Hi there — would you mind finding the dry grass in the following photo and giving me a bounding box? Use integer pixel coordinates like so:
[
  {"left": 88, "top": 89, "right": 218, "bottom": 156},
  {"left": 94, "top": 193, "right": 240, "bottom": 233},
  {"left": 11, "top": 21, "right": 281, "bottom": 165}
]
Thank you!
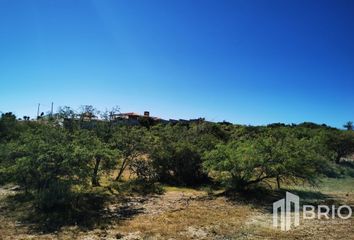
[
  {"left": 0, "top": 179, "right": 353, "bottom": 239},
  {"left": 114, "top": 195, "right": 253, "bottom": 239}
]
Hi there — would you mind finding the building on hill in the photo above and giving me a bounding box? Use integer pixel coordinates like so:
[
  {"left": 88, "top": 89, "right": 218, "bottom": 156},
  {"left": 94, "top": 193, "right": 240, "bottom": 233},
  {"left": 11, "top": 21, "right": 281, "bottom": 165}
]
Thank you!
[
  {"left": 115, "top": 112, "right": 141, "bottom": 120},
  {"left": 59, "top": 110, "right": 208, "bottom": 127},
  {"left": 81, "top": 112, "right": 98, "bottom": 121},
  {"left": 109, "top": 111, "right": 162, "bottom": 125},
  {"left": 112, "top": 111, "right": 159, "bottom": 121}
]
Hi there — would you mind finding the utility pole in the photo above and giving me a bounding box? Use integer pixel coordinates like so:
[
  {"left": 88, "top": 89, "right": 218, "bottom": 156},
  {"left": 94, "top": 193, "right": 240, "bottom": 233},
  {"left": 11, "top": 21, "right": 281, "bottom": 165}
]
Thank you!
[
  {"left": 37, "top": 103, "right": 40, "bottom": 119},
  {"left": 51, "top": 102, "right": 54, "bottom": 117}
]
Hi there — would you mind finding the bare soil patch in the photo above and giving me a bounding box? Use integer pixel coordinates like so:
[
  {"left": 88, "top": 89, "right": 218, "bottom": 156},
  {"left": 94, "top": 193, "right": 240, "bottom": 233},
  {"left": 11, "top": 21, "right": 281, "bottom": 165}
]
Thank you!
[{"left": 0, "top": 186, "right": 353, "bottom": 239}]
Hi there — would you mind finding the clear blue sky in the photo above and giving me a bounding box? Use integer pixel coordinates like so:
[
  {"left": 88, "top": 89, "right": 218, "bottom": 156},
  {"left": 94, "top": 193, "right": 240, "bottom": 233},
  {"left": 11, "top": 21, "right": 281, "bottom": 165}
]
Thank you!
[{"left": 0, "top": 0, "right": 353, "bottom": 128}]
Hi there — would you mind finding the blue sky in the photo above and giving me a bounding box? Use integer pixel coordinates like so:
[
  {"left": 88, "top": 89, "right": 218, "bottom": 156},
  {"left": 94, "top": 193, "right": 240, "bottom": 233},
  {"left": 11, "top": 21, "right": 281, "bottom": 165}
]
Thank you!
[{"left": 0, "top": 0, "right": 353, "bottom": 128}]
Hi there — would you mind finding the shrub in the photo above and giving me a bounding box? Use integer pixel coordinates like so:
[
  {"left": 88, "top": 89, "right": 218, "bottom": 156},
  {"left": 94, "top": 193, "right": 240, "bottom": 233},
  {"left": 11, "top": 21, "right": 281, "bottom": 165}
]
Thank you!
[
  {"left": 5, "top": 125, "right": 91, "bottom": 210},
  {"left": 203, "top": 128, "right": 330, "bottom": 190}
]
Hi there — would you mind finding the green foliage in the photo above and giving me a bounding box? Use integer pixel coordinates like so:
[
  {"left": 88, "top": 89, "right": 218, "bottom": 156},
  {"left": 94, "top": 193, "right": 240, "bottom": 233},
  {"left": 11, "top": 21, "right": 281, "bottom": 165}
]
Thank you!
[
  {"left": 73, "top": 130, "right": 120, "bottom": 186},
  {"left": 151, "top": 140, "right": 205, "bottom": 185},
  {"left": 325, "top": 130, "right": 354, "bottom": 163},
  {"left": 148, "top": 123, "right": 224, "bottom": 185},
  {"left": 111, "top": 126, "right": 148, "bottom": 181},
  {"left": 203, "top": 128, "right": 330, "bottom": 190},
  {"left": 0, "top": 107, "right": 354, "bottom": 224},
  {"left": 57, "top": 106, "right": 76, "bottom": 119},
  {"left": 0, "top": 112, "right": 20, "bottom": 141},
  {"left": 3, "top": 126, "right": 90, "bottom": 209},
  {"left": 130, "top": 159, "right": 157, "bottom": 183},
  {"left": 343, "top": 121, "right": 353, "bottom": 131}
]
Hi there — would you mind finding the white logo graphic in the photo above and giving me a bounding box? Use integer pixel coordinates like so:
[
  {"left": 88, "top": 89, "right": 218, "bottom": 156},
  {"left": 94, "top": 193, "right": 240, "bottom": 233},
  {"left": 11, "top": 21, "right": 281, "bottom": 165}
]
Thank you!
[
  {"left": 273, "top": 192, "right": 300, "bottom": 231},
  {"left": 273, "top": 192, "right": 352, "bottom": 231}
]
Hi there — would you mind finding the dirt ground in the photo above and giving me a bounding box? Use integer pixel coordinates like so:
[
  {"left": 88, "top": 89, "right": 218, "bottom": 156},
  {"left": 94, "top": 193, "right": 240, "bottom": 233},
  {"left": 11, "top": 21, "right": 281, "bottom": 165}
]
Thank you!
[{"left": 0, "top": 184, "right": 353, "bottom": 240}]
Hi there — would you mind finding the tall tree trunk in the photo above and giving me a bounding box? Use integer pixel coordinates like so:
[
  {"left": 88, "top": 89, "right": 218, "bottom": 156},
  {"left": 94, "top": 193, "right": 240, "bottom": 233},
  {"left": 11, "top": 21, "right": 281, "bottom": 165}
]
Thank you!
[
  {"left": 92, "top": 157, "right": 101, "bottom": 186},
  {"left": 335, "top": 155, "right": 341, "bottom": 164},
  {"left": 276, "top": 176, "right": 281, "bottom": 189},
  {"left": 115, "top": 158, "right": 128, "bottom": 181}
]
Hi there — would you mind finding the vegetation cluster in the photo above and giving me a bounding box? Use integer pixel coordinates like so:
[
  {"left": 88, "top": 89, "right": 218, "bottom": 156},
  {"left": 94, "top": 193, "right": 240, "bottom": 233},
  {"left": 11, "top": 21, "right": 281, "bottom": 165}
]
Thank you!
[{"left": 0, "top": 106, "right": 353, "bottom": 229}]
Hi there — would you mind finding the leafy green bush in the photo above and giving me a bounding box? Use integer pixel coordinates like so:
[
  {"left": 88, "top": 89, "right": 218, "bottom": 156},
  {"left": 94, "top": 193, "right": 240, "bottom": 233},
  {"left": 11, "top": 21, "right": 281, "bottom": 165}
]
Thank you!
[
  {"left": 3, "top": 125, "right": 91, "bottom": 210},
  {"left": 203, "top": 128, "right": 331, "bottom": 190}
]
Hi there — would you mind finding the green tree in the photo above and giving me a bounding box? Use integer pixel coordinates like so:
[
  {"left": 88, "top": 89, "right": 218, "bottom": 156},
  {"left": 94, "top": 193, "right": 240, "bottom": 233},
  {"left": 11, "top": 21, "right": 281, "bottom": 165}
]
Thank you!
[
  {"left": 344, "top": 121, "right": 353, "bottom": 131},
  {"left": 100, "top": 105, "right": 120, "bottom": 121},
  {"left": 79, "top": 105, "right": 99, "bottom": 121},
  {"left": 5, "top": 126, "right": 90, "bottom": 210},
  {"left": 326, "top": 130, "right": 354, "bottom": 163},
  {"left": 57, "top": 106, "right": 76, "bottom": 119},
  {"left": 73, "top": 130, "right": 120, "bottom": 186},
  {"left": 203, "top": 129, "right": 329, "bottom": 190},
  {"left": 111, "top": 126, "right": 147, "bottom": 181},
  {"left": 0, "top": 112, "right": 19, "bottom": 142},
  {"left": 151, "top": 140, "right": 205, "bottom": 185},
  {"left": 148, "top": 123, "right": 218, "bottom": 185}
]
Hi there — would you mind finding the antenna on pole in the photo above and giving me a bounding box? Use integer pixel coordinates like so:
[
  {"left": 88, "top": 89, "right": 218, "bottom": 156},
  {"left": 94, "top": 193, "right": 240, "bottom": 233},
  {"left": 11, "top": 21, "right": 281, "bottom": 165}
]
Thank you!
[{"left": 37, "top": 103, "right": 40, "bottom": 119}]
